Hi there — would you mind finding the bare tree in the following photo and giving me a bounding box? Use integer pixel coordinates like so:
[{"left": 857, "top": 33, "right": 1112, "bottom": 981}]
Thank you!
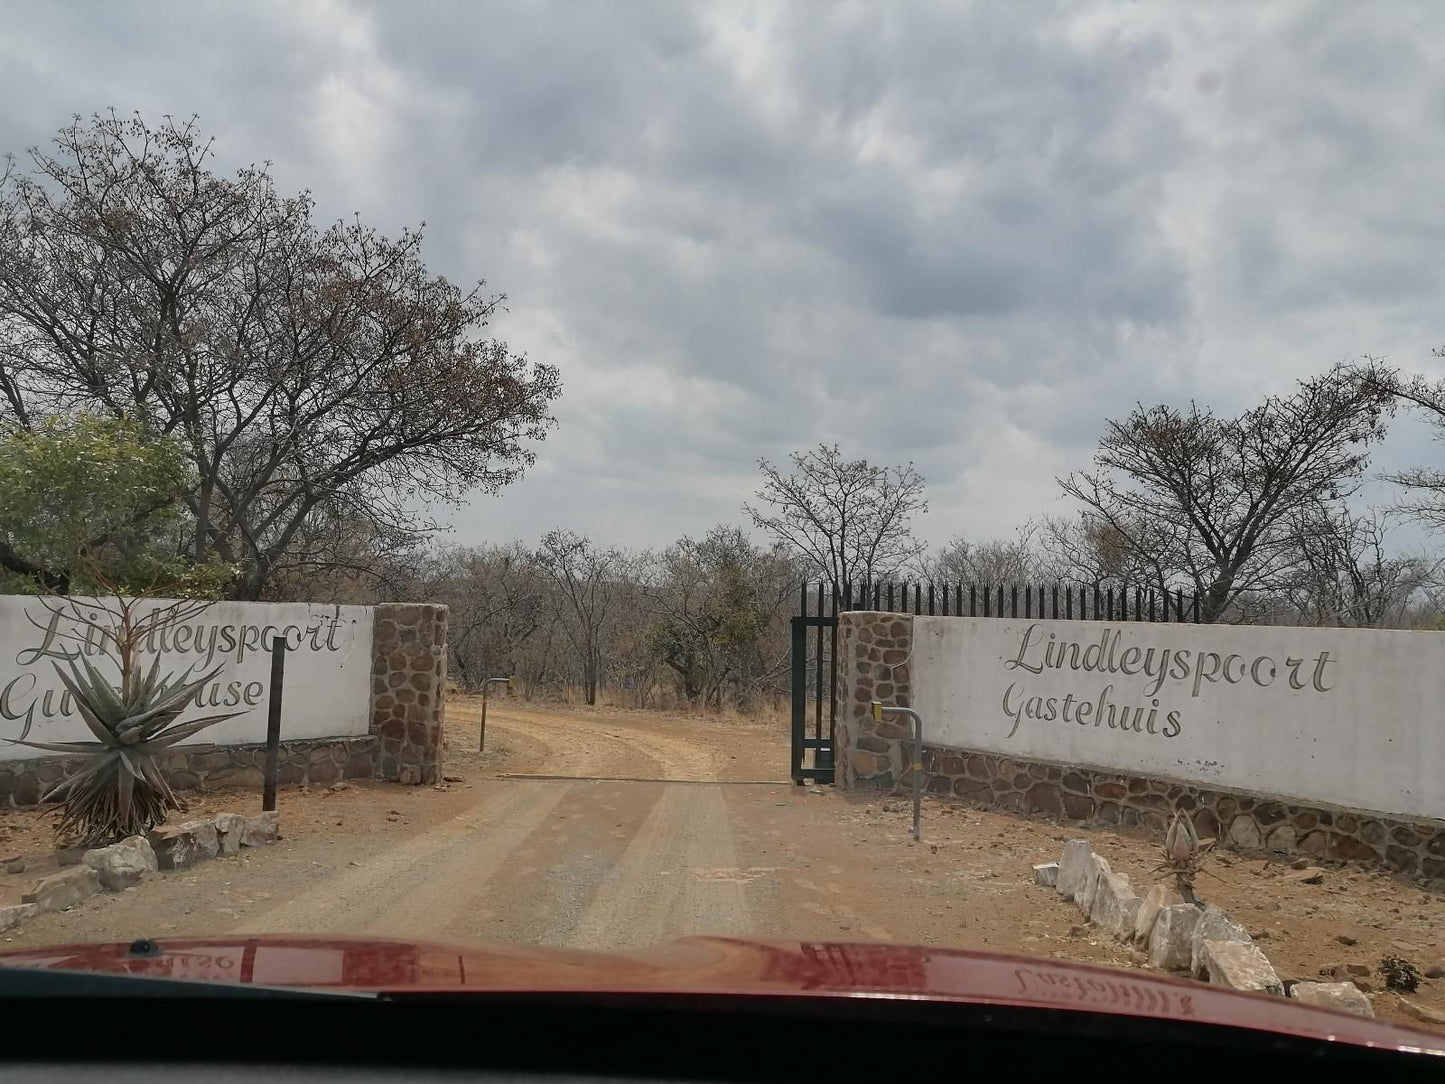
[
  {"left": 923, "top": 523, "right": 1054, "bottom": 586},
  {"left": 745, "top": 443, "right": 926, "bottom": 588},
  {"left": 1360, "top": 354, "right": 1445, "bottom": 536},
  {"left": 391, "top": 543, "right": 548, "bottom": 690},
  {"left": 0, "top": 112, "right": 561, "bottom": 599},
  {"left": 1039, "top": 510, "right": 1183, "bottom": 594},
  {"left": 1059, "top": 365, "right": 1391, "bottom": 622},
  {"left": 535, "top": 530, "right": 619, "bottom": 706},
  {"left": 602, "top": 553, "right": 665, "bottom": 708},
  {"left": 646, "top": 526, "right": 796, "bottom": 708},
  {"left": 354, "top": 529, "right": 796, "bottom": 713},
  {"left": 1281, "top": 505, "right": 1434, "bottom": 627}
]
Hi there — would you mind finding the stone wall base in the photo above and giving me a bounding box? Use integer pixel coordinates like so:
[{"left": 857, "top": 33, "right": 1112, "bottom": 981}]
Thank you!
[
  {"left": 874, "top": 744, "right": 1445, "bottom": 888},
  {"left": 0, "top": 735, "right": 384, "bottom": 808}
]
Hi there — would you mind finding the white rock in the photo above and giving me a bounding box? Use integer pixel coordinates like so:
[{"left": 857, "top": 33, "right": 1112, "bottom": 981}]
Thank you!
[
  {"left": 1056, "top": 839, "right": 1092, "bottom": 899},
  {"left": 178, "top": 819, "right": 221, "bottom": 860},
  {"left": 241, "top": 810, "right": 279, "bottom": 846},
  {"left": 1199, "top": 939, "right": 1283, "bottom": 996},
  {"left": 148, "top": 821, "right": 217, "bottom": 869},
  {"left": 0, "top": 903, "right": 38, "bottom": 932},
  {"left": 1076, "top": 853, "right": 1112, "bottom": 915},
  {"left": 82, "top": 836, "right": 157, "bottom": 890},
  {"left": 214, "top": 813, "right": 246, "bottom": 856},
  {"left": 22, "top": 866, "right": 100, "bottom": 912},
  {"left": 1032, "top": 862, "right": 1059, "bottom": 887},
  {"left": 1190, "top": 903, "right": 1252, "bottom": 977},
  {"left": 1290, "top": 981, "right": 1374, "bottom": 1018},
  {"left": 1133, "top": 882, "right": 1184, "bottom": 946},
  {"left": 1090, "top": 870, "right": 1141, "bottom": 939},
  {"left": 1148, "top": 903, "right": 1201, "bottom": 970},
  {"left": 126, "top": 834, "right": 159, "bottom": 871}
]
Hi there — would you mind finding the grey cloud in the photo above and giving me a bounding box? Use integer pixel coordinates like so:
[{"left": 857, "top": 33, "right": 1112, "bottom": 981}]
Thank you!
[{"left": 2, "top": 0, "right": 1443, "bottom": 552}]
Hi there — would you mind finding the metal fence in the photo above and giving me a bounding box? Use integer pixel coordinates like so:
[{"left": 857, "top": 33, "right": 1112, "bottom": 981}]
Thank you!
[{"left": 810, "top": 580, "right": 1203, "bottom": 622}]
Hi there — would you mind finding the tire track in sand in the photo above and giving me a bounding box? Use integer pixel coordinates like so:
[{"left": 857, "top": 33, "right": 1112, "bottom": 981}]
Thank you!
[
  {"left": 487, "top": 708, "right": 720, "bottom": 781},
  {"left": 567, "top": 784, "right": 748, "bottom": 950},
  {"left": 239, "top": 711, "right": 733, "bottom": 942},
  {"left": 238, "top": 779, "right": 571, "bottom": 937}
]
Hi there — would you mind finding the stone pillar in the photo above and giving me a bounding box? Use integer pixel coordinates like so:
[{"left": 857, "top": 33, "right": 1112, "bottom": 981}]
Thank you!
[
  {"left": 369, "top": 604, "right": 448, "bottom": 785},
  {"left": 836, "top": 611, "right": 914, "bottom": 790}
]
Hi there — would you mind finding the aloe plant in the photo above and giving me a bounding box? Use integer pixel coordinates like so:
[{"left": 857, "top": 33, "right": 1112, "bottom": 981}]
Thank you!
[
  {"left": 1162, "top": 809, "right": 1215, "bottom": 906},
  {"left": 9, "top": 592, "right": 244, "bottom": 846}
]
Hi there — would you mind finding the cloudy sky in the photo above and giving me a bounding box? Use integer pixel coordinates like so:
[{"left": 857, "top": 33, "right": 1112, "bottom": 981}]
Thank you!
[{"left": 2, "top": 1, "right": 1443, "bottom": 553}]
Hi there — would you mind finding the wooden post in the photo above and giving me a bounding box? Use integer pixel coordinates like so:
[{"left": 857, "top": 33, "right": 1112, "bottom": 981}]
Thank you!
[{"left": 262, "top": 639, "right": 285, "bottom": 812}]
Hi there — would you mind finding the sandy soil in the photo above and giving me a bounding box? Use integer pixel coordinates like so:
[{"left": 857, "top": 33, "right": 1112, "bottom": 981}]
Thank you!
[{"left": 2, "top": 695, "right": 1441, "bottom": 1032}]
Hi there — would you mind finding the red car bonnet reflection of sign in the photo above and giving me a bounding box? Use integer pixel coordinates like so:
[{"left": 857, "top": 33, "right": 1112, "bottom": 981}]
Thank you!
[
  {"left": 788, "top": 946, "right": 1198, "bottom": 1018},
  {"left": 0, "top": 947, "right": 245, "bottom": 981},
  {"left": 251, "top": 946, "right": 344, "bottom": 987},
  {"left": 0, "top": 944, "right": 343, "bottom": 986},
  {"left": 159, "top": 948, "right": 244, "bottom": 982},
  {"left": 1005, "top": 962, "right": 1195, "bottom": 1017}
]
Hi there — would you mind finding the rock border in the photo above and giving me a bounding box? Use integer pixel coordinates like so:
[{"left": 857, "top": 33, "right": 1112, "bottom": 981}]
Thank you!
[
  {"left": 1035, "top": 838, "right": 1375, "bottom": 1017},
  {"left": 0, "top": 811, "right": 279, "bottom": 937}
]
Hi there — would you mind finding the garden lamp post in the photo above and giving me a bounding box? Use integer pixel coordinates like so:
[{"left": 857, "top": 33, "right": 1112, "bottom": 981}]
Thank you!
[
  {"left": 871, "top": 701, "right": 925, "bottom": 841},
  {"left": 479, "top": 676, "right": 514, "bottom": 752}
]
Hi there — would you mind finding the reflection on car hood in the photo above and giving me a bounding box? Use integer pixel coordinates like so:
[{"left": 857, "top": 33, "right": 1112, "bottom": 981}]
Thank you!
[{"left": 0, "top": 934, "right": 1438, "bottom": 1054}]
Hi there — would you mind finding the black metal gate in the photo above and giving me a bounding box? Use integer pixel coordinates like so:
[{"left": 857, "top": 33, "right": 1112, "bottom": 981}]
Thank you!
[{"left": 789, "top": 582, "right": 837, "bottom": 785}]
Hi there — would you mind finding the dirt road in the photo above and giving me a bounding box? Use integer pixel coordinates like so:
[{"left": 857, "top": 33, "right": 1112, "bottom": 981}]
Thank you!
[
  {"left": 3, "top": 697, "right": 1443, "bottom": 1030},
  {"left": 2, "top": 700, "right": 808, "bottom": 952},
  {"left": 238, "top": 701, "right": 818, "bottom": 947}
]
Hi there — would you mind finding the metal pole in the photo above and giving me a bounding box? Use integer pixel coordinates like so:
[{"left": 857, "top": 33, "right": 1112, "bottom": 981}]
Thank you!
[
  {"left": 478, "top": 676, "right": 512, "bottom": 752},
  {"left": 479, "top": 684, "right": 488, "bottom": 753},
  {"left": 910, "top": 709, "right": 922, "bottom": 842},
  {"left": 790, "top": 617, "right": 807, "bottom": 784},
  {"left": 870, "top": 701, "right": 925, "bottom": 841},
  {"left": 262, "top": 639, "right": 285, "bottom": 812}
]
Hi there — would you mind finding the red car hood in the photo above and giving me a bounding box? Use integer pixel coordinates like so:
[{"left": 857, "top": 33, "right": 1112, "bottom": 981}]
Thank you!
[{"left": 0, "top": 934, "right": 1438, "bottom": 1056}]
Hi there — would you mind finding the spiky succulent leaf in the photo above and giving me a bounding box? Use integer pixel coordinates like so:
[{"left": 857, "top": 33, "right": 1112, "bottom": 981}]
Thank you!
[
  {"left": 113, "top": 669, "right": 217, "bottom": 736},
  {"left": 127, "top": 664, "right": 227, "bottom": 739},
  {"left": 114, "top": 701, "right": 179, "bottom": 739},
  {"left": 115, "top": 756, "right": 136, "bottom": 823},
  {"left": 136, "top": 755, "right": 176, "bottom": 805},
  {"left": 146, "top": 712, "right": 246, "bottom": 749},
  {"left": 41, "top": 777, "right": 74, "bottom": 803},
  {"left": 1164, "top": 809, "right": 1200, "bottom": 866},
  {"left": 129, "top": 653, "right": 165, "bottom": 710},
  {"left": 4, "top": 738, "right": 108, "bottom": 755},
  {"left": 133, "top": 673, "right": 205, "bottom": 719},
  {"left": 50, "top": 663, "right": 123, "bottom": 745},
  {"left": 75, "top": 653, "right": 126, "bottom": 723}
]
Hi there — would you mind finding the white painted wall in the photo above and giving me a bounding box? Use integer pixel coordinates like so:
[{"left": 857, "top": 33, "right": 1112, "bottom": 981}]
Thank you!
[
  {"left": 0, "top": 596, "right": 374, "bottom": 756},
  {"left": 910, "top": 616, "right": 1445, "bottom": 821}
]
